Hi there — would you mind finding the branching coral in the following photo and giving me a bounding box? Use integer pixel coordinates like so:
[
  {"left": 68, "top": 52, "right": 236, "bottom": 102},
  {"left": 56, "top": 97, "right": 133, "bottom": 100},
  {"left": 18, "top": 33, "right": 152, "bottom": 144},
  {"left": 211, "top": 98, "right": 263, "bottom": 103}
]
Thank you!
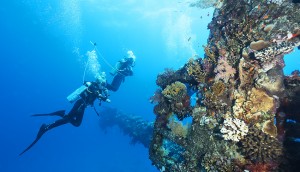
[
  {"left": 214, "top": 56, "right": 236, "bottom": 83},
  {"left": 254, "top": 41, "right": 300, "bottom": 72},
  {"left": 186, "top": 58, "right": 206, "bottom": 83},
  {"left": 239, "top": 126, "right": 283, "bottom": 164},
  {"left": 220, "top": 116, "right": 249, "bottom": 142}
]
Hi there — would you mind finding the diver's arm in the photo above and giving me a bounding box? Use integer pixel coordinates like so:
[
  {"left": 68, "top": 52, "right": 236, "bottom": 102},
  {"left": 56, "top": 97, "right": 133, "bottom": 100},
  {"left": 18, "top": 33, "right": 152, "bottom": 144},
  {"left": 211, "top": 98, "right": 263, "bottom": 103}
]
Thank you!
[{"left": 96, "top": 86, "right": 110, "bottom": 102}]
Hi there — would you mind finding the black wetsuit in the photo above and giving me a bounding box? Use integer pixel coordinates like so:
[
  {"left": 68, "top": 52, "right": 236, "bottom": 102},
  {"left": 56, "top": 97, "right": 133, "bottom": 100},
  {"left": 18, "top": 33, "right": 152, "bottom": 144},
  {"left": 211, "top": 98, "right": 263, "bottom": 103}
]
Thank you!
[
  {"left": 107, "top": 60, "right": 133, "bottom": 92},
  {"left": 20, "top": 82, "right": 108, "bottom": 156}
]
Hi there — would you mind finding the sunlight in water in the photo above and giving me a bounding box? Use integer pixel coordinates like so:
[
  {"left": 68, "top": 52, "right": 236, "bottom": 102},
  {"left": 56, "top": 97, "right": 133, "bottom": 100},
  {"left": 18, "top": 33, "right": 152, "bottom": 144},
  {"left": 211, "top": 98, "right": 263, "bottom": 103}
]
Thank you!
[{"left": 86, "top": 50, "right": 101, "bottom": 78}]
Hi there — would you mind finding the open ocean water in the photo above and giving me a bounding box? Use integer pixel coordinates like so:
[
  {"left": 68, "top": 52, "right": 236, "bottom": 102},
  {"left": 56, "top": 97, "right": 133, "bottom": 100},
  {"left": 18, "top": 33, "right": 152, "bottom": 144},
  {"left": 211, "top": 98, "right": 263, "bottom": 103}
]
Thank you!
[{"left": 0, "top": 1, "right": 299, "bottom": 172}]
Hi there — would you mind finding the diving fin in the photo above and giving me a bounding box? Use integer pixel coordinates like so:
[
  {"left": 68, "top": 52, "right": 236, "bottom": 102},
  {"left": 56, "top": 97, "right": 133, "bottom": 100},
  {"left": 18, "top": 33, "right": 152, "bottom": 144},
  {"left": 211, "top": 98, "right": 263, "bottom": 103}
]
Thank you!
[
  {"left": 31, "top": 110, "right": 65, "bottom": 117},
  {"left": 19, "top": 124, "right": 48, "bottom": 156}
]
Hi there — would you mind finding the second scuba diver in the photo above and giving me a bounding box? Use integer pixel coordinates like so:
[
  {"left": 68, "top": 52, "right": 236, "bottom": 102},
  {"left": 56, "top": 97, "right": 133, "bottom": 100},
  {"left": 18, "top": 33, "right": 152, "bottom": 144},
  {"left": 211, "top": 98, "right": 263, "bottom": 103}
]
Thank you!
[{"left": 106, "top": 50, "right": 136, "bottom": 92}]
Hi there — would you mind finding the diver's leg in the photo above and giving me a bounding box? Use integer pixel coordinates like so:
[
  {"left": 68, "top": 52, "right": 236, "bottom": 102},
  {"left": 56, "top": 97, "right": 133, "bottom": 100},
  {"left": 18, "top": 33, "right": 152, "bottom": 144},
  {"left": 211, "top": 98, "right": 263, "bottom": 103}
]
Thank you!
[
  {"left": 19, "top": 118, "right": 69, "bottom": 156},
  {"left": 107, "top": 74, "right": 124, "bottom": 92},
  {"left": 31, "top": 110, "right": 66, "bottom": 118},
  {"left": 20, "top": 100, "right": 86, "bottom": 155},
  {"left": 67, "top": 99, "right": 86, "bottom": 127}
]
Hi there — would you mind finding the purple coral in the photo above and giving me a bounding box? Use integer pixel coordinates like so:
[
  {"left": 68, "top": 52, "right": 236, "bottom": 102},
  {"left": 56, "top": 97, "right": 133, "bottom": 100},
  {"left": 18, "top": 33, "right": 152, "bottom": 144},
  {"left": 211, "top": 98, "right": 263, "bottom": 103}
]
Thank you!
[{"left": 214, "top": 56, "right": 236, "bottom": 83}]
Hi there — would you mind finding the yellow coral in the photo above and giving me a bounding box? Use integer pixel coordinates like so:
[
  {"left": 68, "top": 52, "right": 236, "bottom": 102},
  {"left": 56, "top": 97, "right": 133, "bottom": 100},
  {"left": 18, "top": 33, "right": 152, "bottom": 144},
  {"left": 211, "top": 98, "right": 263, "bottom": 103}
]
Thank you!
[
  {"left": 186, "top": 58, "right": 206, "bottom": 83},
  {"left": 203, "top": 45, "right": 216, "bottom": 63},
  {"left": 162, "top": 81, "right": 187, "bottom": 101}
]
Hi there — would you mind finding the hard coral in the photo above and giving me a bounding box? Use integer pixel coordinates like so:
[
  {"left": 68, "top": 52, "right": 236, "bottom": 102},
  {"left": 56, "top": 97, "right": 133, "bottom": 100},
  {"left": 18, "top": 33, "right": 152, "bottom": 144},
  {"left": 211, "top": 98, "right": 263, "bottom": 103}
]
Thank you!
[
  {"left": 162, "top": 81, "right": 192, "bottom": 120},
  {"left": 186, "top": 58, "right": 206, "bottom": 83},
  {"left": 255, "top": 67, "right": 285, "bottom": 95},
  {"left": 248, "top": 88, "right": 275, "bottom": 114},
  {"left": 262, "top": 119, "right": 277, "bottom": 137},
  {"left": 250, "top": 40, "right": 269, "bottom": 51},
  {"left": 233, "top": 88, "right": 275, "bottom": 124},
  {"left": 239, "top": 126, "right": 283, "bottom": 163},
  {"left": 162, "top": 81, "right": 187, "bottom": 102},
  {"left": 220, "top": 117, "right": 249, "bottom": 142}
]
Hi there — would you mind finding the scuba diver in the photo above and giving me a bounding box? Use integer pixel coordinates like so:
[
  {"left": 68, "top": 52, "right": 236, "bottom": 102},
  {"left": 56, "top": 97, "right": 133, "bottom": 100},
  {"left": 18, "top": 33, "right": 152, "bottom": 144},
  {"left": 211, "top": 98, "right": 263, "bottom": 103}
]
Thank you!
[
  {"left": 19, "top": 74, "right": 110, "bottom": 156},
  {"left": 106, "top": 50, "right": 136, "bottom": 92}
]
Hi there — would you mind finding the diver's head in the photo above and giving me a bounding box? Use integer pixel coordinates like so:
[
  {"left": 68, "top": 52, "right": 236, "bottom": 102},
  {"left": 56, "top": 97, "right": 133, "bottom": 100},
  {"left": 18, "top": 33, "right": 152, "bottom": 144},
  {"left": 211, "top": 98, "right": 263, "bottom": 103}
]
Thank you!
[{"left": 125, "top": 50, "right": 136, "bottom": 65}]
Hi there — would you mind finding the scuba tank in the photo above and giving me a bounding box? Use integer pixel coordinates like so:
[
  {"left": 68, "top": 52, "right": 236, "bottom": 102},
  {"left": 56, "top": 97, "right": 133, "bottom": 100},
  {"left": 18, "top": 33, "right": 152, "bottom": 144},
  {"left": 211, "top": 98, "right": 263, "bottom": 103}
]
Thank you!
[{"left": 67, "top": 82, "right": 92, "bottom": 103}]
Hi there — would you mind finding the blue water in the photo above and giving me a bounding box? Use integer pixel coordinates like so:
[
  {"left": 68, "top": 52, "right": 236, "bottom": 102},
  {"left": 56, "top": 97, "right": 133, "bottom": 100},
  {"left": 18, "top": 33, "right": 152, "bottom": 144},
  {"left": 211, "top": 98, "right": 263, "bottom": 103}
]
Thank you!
[{"left": 0, "top": 1, "right": 298, "bottom": 172}]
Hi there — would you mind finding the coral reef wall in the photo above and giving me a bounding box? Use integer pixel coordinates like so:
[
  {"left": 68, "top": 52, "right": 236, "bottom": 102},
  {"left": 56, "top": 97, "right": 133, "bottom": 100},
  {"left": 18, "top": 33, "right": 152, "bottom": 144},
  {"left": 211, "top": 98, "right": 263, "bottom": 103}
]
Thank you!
[
  {"left": 97, "top": 1, "right": 300, "bottom": 171},
  {"left": 149, "top": 0, "right": 300, "bottom": 171}
]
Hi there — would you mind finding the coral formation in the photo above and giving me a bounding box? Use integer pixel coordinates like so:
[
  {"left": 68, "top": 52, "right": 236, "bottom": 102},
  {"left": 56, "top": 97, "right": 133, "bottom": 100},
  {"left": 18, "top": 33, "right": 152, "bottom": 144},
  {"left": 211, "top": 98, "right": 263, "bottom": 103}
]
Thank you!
[
  {"left": 147, "top": 1, "right": 300, "bottom": 171},
  {"left": 162, "top": 81, "right": 187, "bottom": 102},
  {"left": 214, "top": 56, "right": 236, "bottom": 83},
  {"left": 239, "top": 126, "right": 283, "bottom": 163},
  {"left": 250, "top": 40, "right": 269, "bottom": 51},
  {"left": 220, "top": 117, "right": 248, "bottom": 142},
  {"left": 186, "top": 58, "right": 206, "bottom": 83},
  {"left": 98, "top": 1, "right": 300, "bottom": 171},
  {"left": 233, "top": 88, "right": 275, "bottom": 124},
  {"left": 168, "top": 117, "right": 189, "bottom": 138},
  {"left": 262, "top": 119, "right": 277, "bottom": 137}
]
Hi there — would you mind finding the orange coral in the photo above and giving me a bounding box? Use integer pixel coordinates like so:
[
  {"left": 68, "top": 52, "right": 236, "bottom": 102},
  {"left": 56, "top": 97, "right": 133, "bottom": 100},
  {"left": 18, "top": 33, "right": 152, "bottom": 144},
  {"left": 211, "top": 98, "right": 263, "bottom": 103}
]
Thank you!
[{"left": 245, "top": 162, "right": 278, "bottom": 172}]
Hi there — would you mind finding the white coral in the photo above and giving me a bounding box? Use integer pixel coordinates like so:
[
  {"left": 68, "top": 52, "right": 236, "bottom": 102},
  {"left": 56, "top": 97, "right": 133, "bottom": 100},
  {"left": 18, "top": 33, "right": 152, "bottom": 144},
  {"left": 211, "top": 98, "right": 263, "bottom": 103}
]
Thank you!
[
  {"left": 220, "top": 117, "right": 248, "bottom": 142},
  {"left": 267, "top": 0, "right": 284, "bottom": 5}
]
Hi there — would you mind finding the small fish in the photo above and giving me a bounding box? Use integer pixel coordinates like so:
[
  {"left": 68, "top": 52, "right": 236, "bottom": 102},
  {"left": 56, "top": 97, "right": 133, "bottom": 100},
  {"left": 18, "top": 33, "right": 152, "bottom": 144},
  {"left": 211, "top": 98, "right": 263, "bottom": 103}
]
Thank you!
[
  {"left": 188, "top": 37, "right": 191, "bottom": 42},
  {"left": 262, "top": 15, "right": 269, "bottom": 19}
]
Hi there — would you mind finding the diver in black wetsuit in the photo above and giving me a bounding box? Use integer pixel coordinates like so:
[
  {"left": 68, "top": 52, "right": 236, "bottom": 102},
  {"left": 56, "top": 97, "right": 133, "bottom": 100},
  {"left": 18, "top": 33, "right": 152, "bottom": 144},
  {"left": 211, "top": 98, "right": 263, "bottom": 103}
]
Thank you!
[
  {"left": 106, "top": 51, "right": 135, "bottom": 92},
  {"left": 19, "top": 76, "right": 110, "bottom": 156}
]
